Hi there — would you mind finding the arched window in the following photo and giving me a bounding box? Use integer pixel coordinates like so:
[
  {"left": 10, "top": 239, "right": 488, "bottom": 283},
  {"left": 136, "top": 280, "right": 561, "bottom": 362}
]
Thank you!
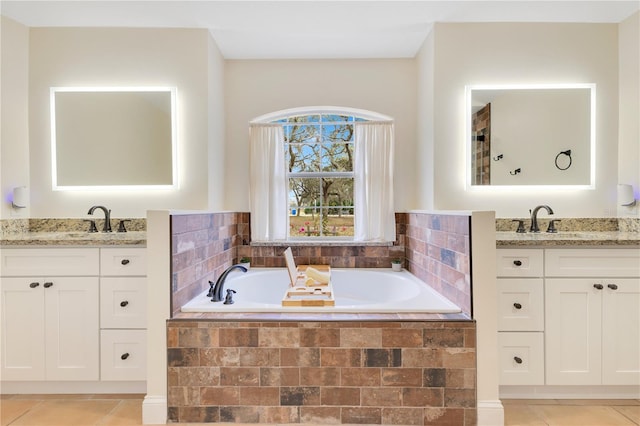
[{"left": 250, "top": 107, "right": 395, "bottom": 242}]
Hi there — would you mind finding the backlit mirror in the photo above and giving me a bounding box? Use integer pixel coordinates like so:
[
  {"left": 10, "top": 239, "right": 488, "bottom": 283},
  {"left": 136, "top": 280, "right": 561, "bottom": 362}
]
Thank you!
[
  {"left": 51, "top": 87, "right": 177, "bottom": 190},
  {"left": 466, "top": 84, "right": 595, "bottom": 189}
]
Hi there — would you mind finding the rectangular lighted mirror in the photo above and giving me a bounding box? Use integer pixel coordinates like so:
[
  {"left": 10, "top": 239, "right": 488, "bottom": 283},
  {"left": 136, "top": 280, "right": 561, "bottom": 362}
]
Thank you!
[
  {"left": 51, "top": 87, "right": 177, "bottom": 190},
  {"left": 466, "top": 84, "right": 595, "bottom": 189}
]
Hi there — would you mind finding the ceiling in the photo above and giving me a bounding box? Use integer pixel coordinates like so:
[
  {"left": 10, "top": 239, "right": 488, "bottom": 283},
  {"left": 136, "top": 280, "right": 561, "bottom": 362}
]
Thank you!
[{"left": 2, "top": 1, "right": 638, "bottom": 59}]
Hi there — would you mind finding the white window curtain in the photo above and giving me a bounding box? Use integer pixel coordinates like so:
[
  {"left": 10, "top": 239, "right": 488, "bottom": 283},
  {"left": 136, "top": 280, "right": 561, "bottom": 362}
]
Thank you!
[
  {"left": 354, "top": 122, "right": 396, "bottom": 242},
  {"left": 249, "top": 124, "right": 287, "bottom": 241}
]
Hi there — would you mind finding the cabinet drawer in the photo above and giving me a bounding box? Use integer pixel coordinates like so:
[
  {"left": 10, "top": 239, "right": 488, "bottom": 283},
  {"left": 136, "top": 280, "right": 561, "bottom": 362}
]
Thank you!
[
  {"left": 100, "top": 330, "right": 146, "bottom": 381},
  {"left": 498, "top": 332, "right": 544, "bottom": 385},
  {"left": 1, "top": 248, "right": 99, "bottom": 276},
  {"left": 497, "top": 249, "right": 544, "bottom": 277},
  {"left": 497, "top": 279, "right": 544, "bottom": 331},
  {"left": 545, "top": 248, "right": 640, "bottom": 277},
  {"left": 100, "top": 248, "right": 146, "bottom": 276},
  {"left": 100, "top": 277, "right": 147, "bottom": 329}
]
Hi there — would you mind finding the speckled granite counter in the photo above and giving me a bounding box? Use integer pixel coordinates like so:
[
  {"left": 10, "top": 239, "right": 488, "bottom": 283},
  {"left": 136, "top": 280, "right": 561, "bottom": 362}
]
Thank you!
[
  {"left": 496, "top": 231, "right": 640, "bottom": 247},
  {"left": 495, "top": 217, "right": 640, "bottom": 246},
  {"left": 0, "top": 231, "right": 146, "bottom": 247}
]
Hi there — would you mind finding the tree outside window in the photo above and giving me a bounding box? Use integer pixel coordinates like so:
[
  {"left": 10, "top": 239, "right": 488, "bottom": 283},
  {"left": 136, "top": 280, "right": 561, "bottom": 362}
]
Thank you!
[{"left": 277, "top": 114, "right": 366, "bottom": 238}]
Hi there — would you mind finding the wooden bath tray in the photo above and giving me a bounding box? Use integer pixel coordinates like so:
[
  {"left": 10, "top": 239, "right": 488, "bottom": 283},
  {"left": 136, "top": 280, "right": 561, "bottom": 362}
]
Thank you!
[{"left": 282, "top": 265, "right": 334, "bottom": 306}]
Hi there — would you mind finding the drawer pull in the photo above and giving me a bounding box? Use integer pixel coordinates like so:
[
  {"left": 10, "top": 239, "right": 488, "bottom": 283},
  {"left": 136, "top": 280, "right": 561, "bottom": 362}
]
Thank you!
[
  {"left": 513, "top": 302, "right": 522, "bottom": 310},
  {"left": 121, "top": 259, "right": 130, "bottom": 265},
  {"left": 120, "top": 300, "right": 129, "bottom": 307},
  {"left": 29, "top": 282, "right": 40, "bottom": 288},
  {"left": 43, "top": 282, "right": 53, "bottom": 288},
  {"left": 607, "top": 284, "right": 618, "bottom": 290},
  {"left": 514, "top": 356, "right": 523, "bottom": 364},
  {"left": 121, "top": 353, "right": 130, "bottom": 360},
  {"left": 593, "top": 284, "right": 604, "bottom": 290},
  {"left": 513, "top": 260, "right": 522, "bottom": 266}
]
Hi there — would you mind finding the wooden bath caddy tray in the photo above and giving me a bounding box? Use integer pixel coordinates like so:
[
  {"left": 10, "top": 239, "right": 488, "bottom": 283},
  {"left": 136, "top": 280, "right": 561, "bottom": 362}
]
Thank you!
[{"left": 281, "top": 265, "right": 335, "bottom": 307}]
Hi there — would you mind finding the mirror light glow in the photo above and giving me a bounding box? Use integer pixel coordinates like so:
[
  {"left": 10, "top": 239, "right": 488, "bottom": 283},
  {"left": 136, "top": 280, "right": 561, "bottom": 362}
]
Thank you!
[
  {"left": 50, "top": 86, "right": 178, "bottom": 191},
  {"left": 465, "top": 83, "right": 596, "bottom": 191}
]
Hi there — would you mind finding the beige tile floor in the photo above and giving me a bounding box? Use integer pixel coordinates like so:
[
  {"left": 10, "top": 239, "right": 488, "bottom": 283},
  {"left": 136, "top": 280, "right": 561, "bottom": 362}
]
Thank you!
[{"left": 1, "top": 394, "right": 639, "bottom": 425}]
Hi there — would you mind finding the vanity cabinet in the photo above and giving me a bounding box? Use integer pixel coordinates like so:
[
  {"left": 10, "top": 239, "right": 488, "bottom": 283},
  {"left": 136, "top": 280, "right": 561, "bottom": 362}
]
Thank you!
[
  {"left": 0, "top": 249, "right": 100, "bottom": 381},
  {"left": 1, "top": 246, "right": 147, "bottom": 389},
  {"left": 545, "top": 249, "right": 640, "bottom": 386},
  {"left": 99, "top": 248, "right": 147, "bottom": 381},
  {"left": 496, "top": 249, "right": 545, "bottom": 385},
  {"left": 497, "top": 247, "right": 640, "bottom": 393}
]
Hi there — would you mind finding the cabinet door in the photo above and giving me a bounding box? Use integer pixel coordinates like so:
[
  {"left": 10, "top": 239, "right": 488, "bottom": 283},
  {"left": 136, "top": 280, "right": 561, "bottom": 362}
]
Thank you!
[
  {"left": 0, "top": 278, "right": 46, "bottom": 380},
  {"left": 602, "top": 278, "right": 640, "bottom": 385},
  {"left": 44, "top": 277, "right": 100, "bottom": 381},
  {"left": 545, "top": 278, "right": 602, "bottom": 385}
]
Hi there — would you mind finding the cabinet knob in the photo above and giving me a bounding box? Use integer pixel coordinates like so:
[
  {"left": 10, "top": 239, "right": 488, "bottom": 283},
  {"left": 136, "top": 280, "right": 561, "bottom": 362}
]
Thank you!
[
  {"left": 43, "top": 282, "right": 53, "bottom": 288},
  {"left": 121, "top": 353, "right": 130, "bottom": 360},
  {"left": 514, "top": 356, "right": 523, "bottom": 364},
  {"left": 593, "top": 284, "right": 604, "bottom": 290},
  {"left": 120, "top": 300, "right": 129, "bottom": 307},
  {"left": 607, "top": 284, "right": 618, "bottom": 290},
  {"left": 29, "top": 282, "right": 40, "bottom": 288},
  {"left": 513, "top": 260, "right": 522, "bottom": 266},
  {"left": 513, "top": 302, "right": 522, "bottom": 310},
  {"left": 121, "top": 259, "right": 130, "bottom": 265}
]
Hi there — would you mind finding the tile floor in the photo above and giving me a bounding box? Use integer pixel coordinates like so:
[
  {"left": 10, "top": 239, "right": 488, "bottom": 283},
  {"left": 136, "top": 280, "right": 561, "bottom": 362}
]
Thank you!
[{"left": 0, "top": 394, "right": 639, "bottom": 425}]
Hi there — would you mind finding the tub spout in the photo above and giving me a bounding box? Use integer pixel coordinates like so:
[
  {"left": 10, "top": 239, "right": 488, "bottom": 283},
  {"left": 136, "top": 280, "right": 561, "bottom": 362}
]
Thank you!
[{"left": 211, "top": 264, "right": 247, "bottom": 302}]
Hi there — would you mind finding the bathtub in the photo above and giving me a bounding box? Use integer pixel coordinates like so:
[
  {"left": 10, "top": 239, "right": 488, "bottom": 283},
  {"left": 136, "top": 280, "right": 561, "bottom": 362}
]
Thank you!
[{"left": 181, "top": 267, "right": 461, "bottom": 313}]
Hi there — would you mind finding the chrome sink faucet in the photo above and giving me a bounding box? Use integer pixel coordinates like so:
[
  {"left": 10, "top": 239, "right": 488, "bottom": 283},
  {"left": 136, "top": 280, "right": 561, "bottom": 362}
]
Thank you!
[
  {"left": 529, "top": 205, "right": 554, "bottom": 233},
  {"left": 87, "top": 205, "right": 112, "bottom": 232}
]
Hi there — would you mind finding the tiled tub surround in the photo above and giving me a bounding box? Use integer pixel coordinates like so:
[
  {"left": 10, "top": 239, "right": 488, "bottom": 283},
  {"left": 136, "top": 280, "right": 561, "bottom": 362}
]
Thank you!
[
  {"left": 169, "top": 212, "right": 473, "bottom": 317},
  {"left": 168, "top": 210, "right": 478, "bottom": 425},
  {"left": 167, "top": 320, "right": 477, "bottom": 425}
]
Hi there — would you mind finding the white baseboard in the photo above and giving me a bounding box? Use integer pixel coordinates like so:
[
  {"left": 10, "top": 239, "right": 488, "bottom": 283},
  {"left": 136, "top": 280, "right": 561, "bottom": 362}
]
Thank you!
[
  {"left": 142, "top": 395, "right": 167, "bottom": 425},
  {"left": 477, "top": 399, "right": 505, "bottom": 426},
  {"left": 0, "top": 381, "right": 145, "bottom": 394},
  {"left": 500, "top": 385, "right": 640, "bottom": 399}
]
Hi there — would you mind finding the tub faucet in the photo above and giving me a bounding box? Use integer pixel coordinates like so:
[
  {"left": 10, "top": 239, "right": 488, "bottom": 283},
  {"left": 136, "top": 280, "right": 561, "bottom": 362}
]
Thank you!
[
  {"left": 529, "top": 205, "right": 554, "bottom": 233},
  {"left": 87, "top": 205, "right": 112, "bottom": 232},
  {"left": 210, "top": 264, "right": 247, "bottom": 302}
]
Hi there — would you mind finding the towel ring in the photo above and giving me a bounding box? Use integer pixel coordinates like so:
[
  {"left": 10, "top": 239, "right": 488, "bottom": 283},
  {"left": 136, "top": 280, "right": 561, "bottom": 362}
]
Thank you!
[{"left": 555, "top": 150, "right": 572, "bottom": 170}]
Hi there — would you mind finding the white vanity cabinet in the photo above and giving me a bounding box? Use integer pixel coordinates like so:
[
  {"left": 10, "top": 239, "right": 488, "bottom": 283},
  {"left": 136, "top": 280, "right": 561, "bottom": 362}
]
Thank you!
[
  {"left": 1, "top": 246, "right": 147, "bottom": 392},
  {"left": 496, "top": 249, "right": 545, "bottom": 385},
  {"left": 99, "top": 248, "right": 147, "bottom": 381},
  {"left": 0, "top": 249, "right": 100, "bottom": 381},
  {"left": 545, "top": 249, "right": 640, "bottom": 386}
]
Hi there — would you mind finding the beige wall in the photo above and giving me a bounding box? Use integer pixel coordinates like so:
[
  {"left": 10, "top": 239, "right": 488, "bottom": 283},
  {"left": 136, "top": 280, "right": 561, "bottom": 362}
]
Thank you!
[
  {"left": 224, "top": 59, "right": 418, "bottom": 211},
  {"left": 424, "top": 23, "right": 620, "bottom": 218},
  {"left": 0, "top": 17, "right": 30, "bottom": 220},
  {"left": 27, "top": 27, "right": 215, "bottom": 218},
  {"left": 618, "top": 11, "right": 640, "bottom": 217}
]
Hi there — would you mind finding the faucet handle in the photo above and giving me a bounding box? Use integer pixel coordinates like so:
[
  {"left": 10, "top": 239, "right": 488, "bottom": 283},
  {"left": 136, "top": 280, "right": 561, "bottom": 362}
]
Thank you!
[
  {"left": 84, "top": 219, "right": 98, "bottom": 233},
  {"left": 546, "top": 219, "right": 561, "bottom": 233},
  {"left": 512, "top": 220, "right": 526, "bottom": 233},
  {"left": 117, "top": 219, "right": 130, "bottom": 233}
]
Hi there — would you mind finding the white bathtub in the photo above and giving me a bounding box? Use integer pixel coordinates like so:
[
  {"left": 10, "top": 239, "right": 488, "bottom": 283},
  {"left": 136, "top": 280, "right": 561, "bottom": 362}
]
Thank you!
[{"left": 181, "top": 267, "right": 461, "bottom": 313}]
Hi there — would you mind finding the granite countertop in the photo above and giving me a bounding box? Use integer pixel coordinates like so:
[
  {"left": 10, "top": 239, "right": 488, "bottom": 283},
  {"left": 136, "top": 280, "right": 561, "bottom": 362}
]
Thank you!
[
  {"left": 0, "top": 231, "right": 147, "bottom": 247},
  {"left": 496, "top": 231, "right": 640, "bottom": 247}
]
